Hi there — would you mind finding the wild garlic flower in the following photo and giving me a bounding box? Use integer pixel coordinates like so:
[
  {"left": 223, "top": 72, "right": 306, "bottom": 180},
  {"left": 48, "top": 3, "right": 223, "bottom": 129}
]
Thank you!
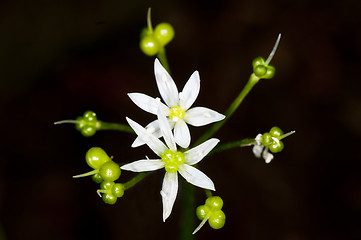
[
  {"left": 252, "top": 134, "right": 274, "bottom": 163},
  {"left": 121, "top": 108, "right": 219, "bottom": 221},
  {"left": 128, "top": 58, "right": 225, "bottom": 148}
]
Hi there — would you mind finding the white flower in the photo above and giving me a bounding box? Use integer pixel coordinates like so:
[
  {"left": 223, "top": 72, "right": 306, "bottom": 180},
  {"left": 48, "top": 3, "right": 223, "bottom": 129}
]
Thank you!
[
  {"left": 121, "top": 108, "right": 219, "bottom": 222},
  {"left": 252, "top": 134, "right": 274, "bottom": 163},
  {"left": 128, "top": 58, "right": 225, "bottom": 148}
]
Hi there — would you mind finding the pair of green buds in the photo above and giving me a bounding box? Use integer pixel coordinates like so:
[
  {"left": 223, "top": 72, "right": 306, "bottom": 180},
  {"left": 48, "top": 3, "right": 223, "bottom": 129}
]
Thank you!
[{"left": 140, "top": 9, "right": 175, "bottom": 56}]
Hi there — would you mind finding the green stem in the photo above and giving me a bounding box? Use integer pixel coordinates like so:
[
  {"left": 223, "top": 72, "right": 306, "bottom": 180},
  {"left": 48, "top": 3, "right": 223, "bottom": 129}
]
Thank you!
[
  {"left": 157, "top": 47, "right": 171, "bottom": 74},
  {"left": 123, "top": 172, "right": 149, "bottom": 190},
  {"left": 194, "top": 73, "right": 260, "bottom": 146},
  {"left": 209, "top": 138, "right": 256, "bottom": 156},
  {"left": 205, "top": 189, "right": 213, "bottom": 198},
  {"left": 98, "top": 121, "right": 134, "bottom": 133},
  {"left": 179, "top": 180, "right": 195, "bottom": 240}
]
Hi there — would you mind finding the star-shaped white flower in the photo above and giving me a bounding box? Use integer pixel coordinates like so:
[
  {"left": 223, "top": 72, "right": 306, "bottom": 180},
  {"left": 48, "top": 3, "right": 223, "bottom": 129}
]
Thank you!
[
  {"left": 128, "top": 58, "right": 225, "bottom": 148},
  {"left": 252, "top": 134, "right": 274, "bottom": 163},
  {"left": 121, "top": 108, "right": 219, "bottom": 222}
]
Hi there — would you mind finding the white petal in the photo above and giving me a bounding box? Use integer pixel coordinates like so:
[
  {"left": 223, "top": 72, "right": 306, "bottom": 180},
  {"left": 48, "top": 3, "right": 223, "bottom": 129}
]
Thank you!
[
  {"left": 184, "top": 138, "right": 220, "bottom": 165},
  {"left": 262, "top": 148, "right": 274, "bottom": 164},
  {"left": 252, "top": 145, "right": 263, "bottom": 158},
  {"left": 154, "top": 58, "right": 179, "bottom": 107},
  {"left": 174, "top": 120, "right": 191, "bottom": 148},
  {"left": 179, "top": 71, "right": 200, "bottom": 111},
  {"left": 121, "top": 159, "right": 165, "bottom": 172},
  {"left": 178, "top": 164, "right": 215, "bottom": 191},
  {"left": 131, "top": 120, "right": 162, "bottom": 147},
  {"left": 157, "top": 108, "right": 176, "bottom": 152},
  {"left": 128, "top": 93, "right": 159, "bottom": 114},
  {"left": 184, "top": 107, "right": 225, "bottom": 126},
  {"left": 126, "top": 117, "right": 167, "bottom": 156},
  {"left": 160, "top": 172, "right": 178, "bottom": 222},
  {"left": 255, "top": 134, "right": 262, "bottom": 145}
]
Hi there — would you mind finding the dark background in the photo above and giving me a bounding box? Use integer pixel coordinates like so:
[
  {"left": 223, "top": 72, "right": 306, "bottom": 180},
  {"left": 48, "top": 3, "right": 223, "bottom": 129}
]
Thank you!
[{"left": 1, "top": 0, "right": 361, "bottom": 239}]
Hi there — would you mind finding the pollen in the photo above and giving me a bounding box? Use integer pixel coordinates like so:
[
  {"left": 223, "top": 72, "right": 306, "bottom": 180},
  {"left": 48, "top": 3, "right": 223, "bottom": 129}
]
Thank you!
[{"left": 169, "top": 106, "right": 185, "bottom": 122}]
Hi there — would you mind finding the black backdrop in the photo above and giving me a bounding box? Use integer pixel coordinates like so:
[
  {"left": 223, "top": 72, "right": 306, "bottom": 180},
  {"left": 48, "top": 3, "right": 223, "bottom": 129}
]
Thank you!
[{"left": 1, "top": 0, "right": 361, "bottom": 239}]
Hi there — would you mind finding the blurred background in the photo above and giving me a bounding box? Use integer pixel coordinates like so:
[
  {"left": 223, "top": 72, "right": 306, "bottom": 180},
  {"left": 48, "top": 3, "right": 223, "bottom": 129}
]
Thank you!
[{"left": 1, "top": 0, "right": 361, "bottom": 239}]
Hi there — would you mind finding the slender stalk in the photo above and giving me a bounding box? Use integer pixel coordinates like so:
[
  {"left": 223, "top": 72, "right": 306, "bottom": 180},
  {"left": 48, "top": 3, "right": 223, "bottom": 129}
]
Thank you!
[
  {"left": 194, "top": 73, "right": 260, "bottom": 146},
  {"left": 265, "top": 33, "right": 281, "bottom": 66},
  {"left": 147, "top": 8, "right": 153, "bottom": 33},
  {"left": 279, "top": 130, "right": 296, "bottom": 140},
  {"left": 209, "top": 138, "right": 256, "bottom": 156},
  {"left": 73, "top": 169, "right": 99, "bottom": 178},
  {"left": 204, "top": 189, "right": 213, "bottom": 198},
  {"left": 123, "top": 172, "right": 149, "bottom": 190},
  {"left": 98, "top": 121, "right": 134, "bottom": 133},
  {"left": 157, "top": 47, "right": 171, "bottom": 74},
  {"left": 179, "top": 180, "right": 195, "bottom": 240},
  {"left": 54, "top": 120, "right": 80, "bottom": 125}
]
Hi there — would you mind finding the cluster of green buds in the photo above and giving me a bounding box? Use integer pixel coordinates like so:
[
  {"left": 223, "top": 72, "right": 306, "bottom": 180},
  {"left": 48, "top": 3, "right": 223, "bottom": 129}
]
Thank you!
[
  {"left": 140, "top": 9, "right": 175, "bottom": 56},
  {"left": 252, "top": 56, "right": 275, "bottom": 79},
  {"left": 54, "top": 110, "right": 100, "bottom": 137},
  {"left": 251, "top": 34, "right": 281, "bottom": 80},
  {"left": 253, "top": 126, "right": 295, "bottom": 163},
  {"left": 193, "top": 196, "right": 226, "bottom": 234},
  {"left": 75, "top": 111, "right": 100, "bottom": 137},
  {"left": 73, "top": 147, "right": 124, "bottom": 204},
  {"left": 260, "top": 126, "right": 285, "bottom": 153},
  {"left": 54, "top": 110, "right": 133, "bottom": 137}
]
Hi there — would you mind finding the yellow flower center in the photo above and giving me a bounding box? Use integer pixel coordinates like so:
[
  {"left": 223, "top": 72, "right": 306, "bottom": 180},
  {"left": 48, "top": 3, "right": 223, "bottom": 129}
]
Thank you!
[
  {"left": 169, "top": 106, "right": 185, "bottom": 122},
  {"left": 161, "top": 149, "right": 185, "bottom": 173}
]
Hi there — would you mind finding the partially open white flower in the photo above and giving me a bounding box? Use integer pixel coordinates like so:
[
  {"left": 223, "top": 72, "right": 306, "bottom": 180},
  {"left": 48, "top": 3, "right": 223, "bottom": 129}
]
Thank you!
[
  {"left": 128, "top": 58, "right": 225, "bottom": 148},
  {"left": 121, "top": 108, "right": 219, "bottom": 221},
  {"left": 252, "top": 134, "right": 274, "bottom": 163}
]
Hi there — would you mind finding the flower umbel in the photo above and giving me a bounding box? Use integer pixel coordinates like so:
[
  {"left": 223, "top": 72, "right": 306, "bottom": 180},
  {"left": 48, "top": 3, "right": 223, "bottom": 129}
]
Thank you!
[
  {"left": 128, "top": 58, "right": 225, "bottom": 148},
  {"left": 121, "top": 108, "right": 219, "bottom": 221},
  {"left": 252, "top": 127, "right": 295, "bottom": 163}
]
